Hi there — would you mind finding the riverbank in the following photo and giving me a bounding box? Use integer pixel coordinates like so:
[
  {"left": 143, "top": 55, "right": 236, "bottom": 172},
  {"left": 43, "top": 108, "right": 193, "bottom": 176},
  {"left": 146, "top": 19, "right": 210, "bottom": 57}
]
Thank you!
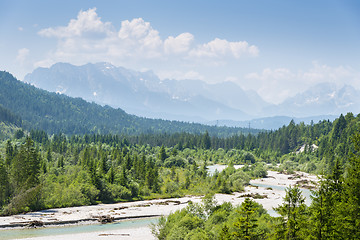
[
  {"left": 0, "top": 197, "right": 202, "bottom": 229},
  {"left": 0, "top": 170, "right": 318, "bottom": 239}
]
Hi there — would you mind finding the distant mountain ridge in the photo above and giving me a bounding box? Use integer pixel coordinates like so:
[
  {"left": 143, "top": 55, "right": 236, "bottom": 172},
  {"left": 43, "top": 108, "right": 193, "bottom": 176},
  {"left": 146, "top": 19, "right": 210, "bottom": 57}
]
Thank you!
[
  {"left": 0, "top": 71, "right": 256, "bottom": 136},
  {"left": 24, "top": 62, "right": 360, "bottom": 128},
  {"left": 25, "top": 62, "right": 268, "bottom": 122}
]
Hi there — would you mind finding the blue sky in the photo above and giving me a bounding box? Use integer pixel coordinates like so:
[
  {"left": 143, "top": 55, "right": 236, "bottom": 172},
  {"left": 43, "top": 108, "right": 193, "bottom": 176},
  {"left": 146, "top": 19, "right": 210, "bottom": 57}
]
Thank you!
[{"left": 1, "top": 0, "right": 359, "bottom": 103}]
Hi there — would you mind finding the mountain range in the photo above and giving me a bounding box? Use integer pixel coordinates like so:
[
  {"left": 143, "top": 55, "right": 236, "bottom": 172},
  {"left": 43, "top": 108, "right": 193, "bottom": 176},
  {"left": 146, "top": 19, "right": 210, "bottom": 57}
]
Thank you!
[
  {"left": 0, "top": 71, "right": 256, "bottom": 136},
  {"left": 24, "top": 63, "right": 267, "bottom": 122},
  {"left": 24, "top": 62, "right": 360, "bottom": 128}
]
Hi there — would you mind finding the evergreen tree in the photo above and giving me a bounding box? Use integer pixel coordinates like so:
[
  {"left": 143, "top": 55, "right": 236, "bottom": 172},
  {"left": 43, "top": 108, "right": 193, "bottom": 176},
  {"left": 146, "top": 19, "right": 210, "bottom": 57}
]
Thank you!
[
  {"left": 339, "top": 131, "right": 360, "bottom": 239},
  {"left": 0, "top": 157, "right": 10, "bottom": 207},
  {"left": 159, "top": 145, "right": 167, "bottom": 162},
  {"left": 107, "top": 166, "right": 115, "bottom": 184},
  {"left": 219, "top": 224, "right": 232, "bottom": 240},
  {"left": 202, "top": 131, "right": 211, "bottom": 149},
  {"left": 119, "top": 165, "right": 127, "bottom": 187},
  {"left": 274, "top": 185, "right": 307, "bottom": 240},
  {"left": 309, "top": 161, "right": 343, "bottom": 239},
  {"left": 233, "top": 198, "right": 259, "bottom": 239},
  {"left": 5, "top": 140, "right": 14, "bottom": 165},
  {"left": 145, "top": 157, "right": 159, "bottom": 192},
  {"left": 46, "top": 147, "right": 52, "bottom": 162},
  {"left": 11, "top": 137, "right": 40, "bottom": 190}
]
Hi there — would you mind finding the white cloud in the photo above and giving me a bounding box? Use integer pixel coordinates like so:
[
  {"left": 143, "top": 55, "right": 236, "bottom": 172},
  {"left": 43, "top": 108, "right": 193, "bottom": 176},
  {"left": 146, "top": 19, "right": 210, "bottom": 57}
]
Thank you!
[
  {"left": 37, "top": 8, "right": 259, "bottom": 70},
  {"left": 164, "top": 33, "right": 194, "bottom": 54},
  {"left": 117, "top": 18, "right": 162, "bottom": 58},
  {"left": 39, "top": 8, "right": 112, "bottom": 38},
  {"left": 16, "top": 48, "right": 30, "bottom": 64},
  {"left": 190, "top": 38, "right": 259, "bottom": 58}
]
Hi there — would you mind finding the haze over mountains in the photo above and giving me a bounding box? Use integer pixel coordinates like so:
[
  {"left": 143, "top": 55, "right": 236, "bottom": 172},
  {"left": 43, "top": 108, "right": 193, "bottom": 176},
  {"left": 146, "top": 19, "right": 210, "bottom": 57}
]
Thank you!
[
  {"left": 1, "top": 70, "right": 257, "bottom": 136},
  {"left": 25, "top": 62, "right": 360, "bottom": 129}
]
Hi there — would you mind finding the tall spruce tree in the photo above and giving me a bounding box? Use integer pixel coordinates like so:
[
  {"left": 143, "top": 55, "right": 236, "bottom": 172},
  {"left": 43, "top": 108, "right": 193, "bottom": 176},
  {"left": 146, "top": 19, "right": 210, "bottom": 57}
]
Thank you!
[
  {"left": 233, "top": 197, "right": 259, "bottom": 239},
  {"left": 339, "top": 132, "right": 360, "bottom": 239},
  {"left": 274, "top": 185, "right": 307, "bottom": 240},
  {"left": 11, "top": 137, "right": 40, "bottom": 191},
  {"left": 309, "top": 160, "right": 343, "bottom": 239},
  {"left": 0, "top": 157, "right": 10, "bottom": 207}
]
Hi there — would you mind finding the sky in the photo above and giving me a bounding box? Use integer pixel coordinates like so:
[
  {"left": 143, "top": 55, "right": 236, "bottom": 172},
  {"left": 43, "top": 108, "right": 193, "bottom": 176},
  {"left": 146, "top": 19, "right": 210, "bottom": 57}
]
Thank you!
[{"left": 1, "top": 0, "right": 360, "bottom": 104}]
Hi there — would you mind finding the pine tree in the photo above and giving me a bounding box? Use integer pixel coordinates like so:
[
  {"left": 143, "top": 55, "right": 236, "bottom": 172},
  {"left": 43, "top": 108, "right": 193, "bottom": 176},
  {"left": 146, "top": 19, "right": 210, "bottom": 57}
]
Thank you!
[
  {"left": 107, "top": 166, "right": 115, "bottom": 184},
  {"left": 219, "top": 224, "right": 232, "bottom": 240},
  {"left": 339, "top": 131, "right": 360, "bottom": 239},
  {"left": 5, "top": 140, "right": 14, "bottom": 165},
  {"left": 159, "top": 145, "right": 167, "bottom": 162},
  {"left": 201, "top": 131, "right": 211, "bottom": 149},
  {"left": 274, "top": 185, "right": 307, "bottom": 240},
  {"left": 46, "top": 147, "right": 52, "bottom": 162},
  {"left": 309, "top": 161, "right": 343, "bottom": 240},
  {"left": 233, "top": 198, "right": 259, "bottom": 239},
  {"left": 119, "top": 165, "right": 127, "bottom": 187},
  {"left": 12, "top": 137, "right": 40, "bottom": 190},
  {"left": 0, "top": 157, "right": 10, "bottom": 207}
]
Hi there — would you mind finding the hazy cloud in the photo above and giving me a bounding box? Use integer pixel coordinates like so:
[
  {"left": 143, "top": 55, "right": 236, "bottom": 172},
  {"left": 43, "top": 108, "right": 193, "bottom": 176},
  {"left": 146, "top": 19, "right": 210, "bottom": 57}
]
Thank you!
[
  {"left": 16, "top": 48, "right": 30, "bottom": 64},
  {"left": 245, "top": 63, "right": 360, "bottom": 104},
  {"left": 302, "top": 62, "right": 357, "bottom": 85},
  {"left": 190, "top": 38, "right": 259, "bottom": 58}
]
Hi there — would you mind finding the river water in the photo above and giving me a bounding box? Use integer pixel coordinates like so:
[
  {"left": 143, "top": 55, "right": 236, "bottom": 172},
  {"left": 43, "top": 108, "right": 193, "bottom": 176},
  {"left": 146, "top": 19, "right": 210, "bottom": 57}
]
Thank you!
[{"left": 0, "top": 217, "right": 158, "bottom": 240}]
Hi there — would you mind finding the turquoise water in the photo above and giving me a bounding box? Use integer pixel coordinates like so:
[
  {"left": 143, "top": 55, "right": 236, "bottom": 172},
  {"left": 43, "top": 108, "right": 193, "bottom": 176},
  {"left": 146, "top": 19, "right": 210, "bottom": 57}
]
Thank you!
[{"left": 0, "top": 217, "right": 158, "bottom": 240}]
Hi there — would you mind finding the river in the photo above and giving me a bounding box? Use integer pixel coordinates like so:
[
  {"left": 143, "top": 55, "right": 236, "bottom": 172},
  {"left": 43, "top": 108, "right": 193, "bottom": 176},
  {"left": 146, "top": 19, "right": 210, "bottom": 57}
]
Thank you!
[
  {"left": 0, "top": 166, "right": 316, "bottom": 239},
  {"left": 0, "top": 217, "right": 158, "bottom": 240}
]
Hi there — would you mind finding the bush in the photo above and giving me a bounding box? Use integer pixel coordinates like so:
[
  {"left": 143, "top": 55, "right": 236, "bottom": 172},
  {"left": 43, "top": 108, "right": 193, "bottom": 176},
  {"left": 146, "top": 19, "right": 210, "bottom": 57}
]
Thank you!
[
  {"left": 229, "top": 170, "right": 250, "bottom": 191},
  {"left": 252, "top": 163, "right": 268, "bottom": 178},
  {"left": 165, "top": 181, "right": 179, "bottom": 194},
  {"left": 4, "top": 185, "right": 42, "bottom": 215},
  {"left": 108, "top": 184, "right": 132, "bottom": 200},
  {"left": 243, "top": 152, "right": 256, "bottom": 164},
  {"left": 164, "top": 156, "right": 187, "bottom": 168}
]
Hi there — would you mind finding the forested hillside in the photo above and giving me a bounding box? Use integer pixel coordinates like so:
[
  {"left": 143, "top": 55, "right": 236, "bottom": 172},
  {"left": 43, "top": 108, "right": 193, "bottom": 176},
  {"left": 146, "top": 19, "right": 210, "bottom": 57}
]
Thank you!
[
  {"left": 0, "top": 71, "right": 257, "bottom": 136},
  {"left": 0, "top": 104, "right": 21, "bottom": 126}
]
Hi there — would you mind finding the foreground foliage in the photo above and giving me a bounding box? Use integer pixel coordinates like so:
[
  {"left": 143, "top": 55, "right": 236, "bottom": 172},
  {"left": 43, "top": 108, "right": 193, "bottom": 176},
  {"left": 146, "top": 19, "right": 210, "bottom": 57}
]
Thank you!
[
  {"left": 153, "top": 132, "right": 360, "bottom": 239},
  {"left": 151, "top": 195, "right": 272, "bottom": 240}
]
